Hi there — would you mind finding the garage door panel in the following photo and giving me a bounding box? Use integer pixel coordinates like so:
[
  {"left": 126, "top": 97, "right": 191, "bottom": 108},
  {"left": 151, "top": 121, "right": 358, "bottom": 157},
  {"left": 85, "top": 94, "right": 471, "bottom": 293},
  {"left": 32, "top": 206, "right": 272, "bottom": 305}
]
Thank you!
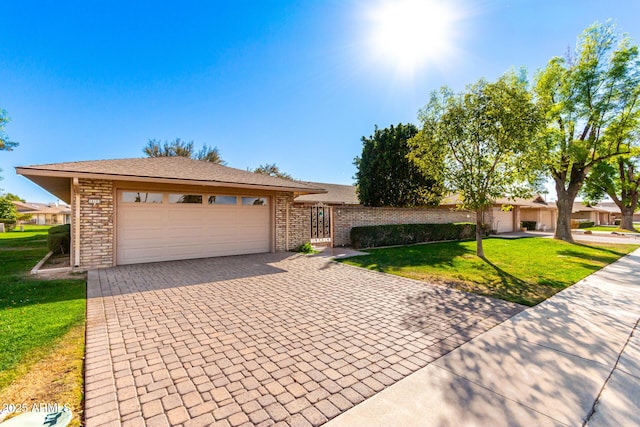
[
  {"left": 117, "top": 191, "right": 271, "bottom": 265},
  {"left": 492, "top": 208, "right": 513, "bottom": 233}
]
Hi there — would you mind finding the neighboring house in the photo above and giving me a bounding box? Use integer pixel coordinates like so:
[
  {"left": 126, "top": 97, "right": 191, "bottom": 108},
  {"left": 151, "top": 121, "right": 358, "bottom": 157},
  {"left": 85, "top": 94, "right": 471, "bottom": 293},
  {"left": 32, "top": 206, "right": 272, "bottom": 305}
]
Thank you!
[
  {"left": 295, "top": 185, "right": 556, "bottom": 246},
  {"left": 17, "top": 157, "right": 325, "bottom": 269},
  {"left": 595, "top": 202, "right": 625, "bottom": 224},
  {"left": 439, "top": 194, "right": 557, "bottom": 233},
  {"left": 571, "top": 202, "right": 615, "bottom": 225},
  {"left": 13, "top": 201, "right": 71, "bottom": 225}
]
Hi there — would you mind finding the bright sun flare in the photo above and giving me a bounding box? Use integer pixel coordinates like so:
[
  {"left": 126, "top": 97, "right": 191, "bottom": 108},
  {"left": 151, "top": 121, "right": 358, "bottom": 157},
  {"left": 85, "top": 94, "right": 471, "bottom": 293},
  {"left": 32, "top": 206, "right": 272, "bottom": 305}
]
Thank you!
[{"left": 368, "top": 0, "right": 461, "bottom": 75}]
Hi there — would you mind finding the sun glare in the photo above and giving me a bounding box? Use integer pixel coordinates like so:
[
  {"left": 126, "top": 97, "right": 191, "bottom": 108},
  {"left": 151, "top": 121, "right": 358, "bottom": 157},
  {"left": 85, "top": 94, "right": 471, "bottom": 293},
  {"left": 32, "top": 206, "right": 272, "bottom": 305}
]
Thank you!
[{"left": 367, "top": 0, "right": 463, "bottom": 75}]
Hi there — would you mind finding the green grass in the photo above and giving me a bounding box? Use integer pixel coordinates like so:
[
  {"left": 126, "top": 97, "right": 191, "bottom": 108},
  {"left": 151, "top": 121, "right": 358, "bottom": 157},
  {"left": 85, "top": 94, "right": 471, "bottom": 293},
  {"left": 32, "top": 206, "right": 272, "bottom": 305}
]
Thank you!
[
  {"left": 339, "top": 237, "right": 639, "bottom": 306},
  {"left": 0, "top": 226, "right": 86, "bottom": 388},
  {"left": 583, "top": 225, "right": 639, "bottom": 233}
]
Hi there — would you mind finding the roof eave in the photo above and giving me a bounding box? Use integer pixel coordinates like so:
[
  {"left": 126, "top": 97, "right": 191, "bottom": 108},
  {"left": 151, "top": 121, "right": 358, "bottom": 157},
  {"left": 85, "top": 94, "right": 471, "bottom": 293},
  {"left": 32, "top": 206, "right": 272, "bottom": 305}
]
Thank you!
[{"left": 15, "top": 167, "right": 327, "bottom": 195}]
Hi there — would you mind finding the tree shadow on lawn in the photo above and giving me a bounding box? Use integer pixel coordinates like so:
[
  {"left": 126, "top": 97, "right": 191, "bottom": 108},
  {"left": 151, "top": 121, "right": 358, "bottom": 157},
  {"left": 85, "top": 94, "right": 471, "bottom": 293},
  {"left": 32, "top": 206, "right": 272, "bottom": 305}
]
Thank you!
[
  {"left": 477, "top": 257, "right": 563, "bottom": 306},
  {"left": 557, "top": 242, "right": 635, "bottom": 264}
]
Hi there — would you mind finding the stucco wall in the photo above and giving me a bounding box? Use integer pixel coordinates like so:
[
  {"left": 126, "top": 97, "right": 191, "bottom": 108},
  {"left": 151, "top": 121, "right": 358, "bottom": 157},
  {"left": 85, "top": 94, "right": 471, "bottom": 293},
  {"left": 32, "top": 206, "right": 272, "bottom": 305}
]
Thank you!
[{"left": 332, "top": 206, "right": 473, "bottom": 247}]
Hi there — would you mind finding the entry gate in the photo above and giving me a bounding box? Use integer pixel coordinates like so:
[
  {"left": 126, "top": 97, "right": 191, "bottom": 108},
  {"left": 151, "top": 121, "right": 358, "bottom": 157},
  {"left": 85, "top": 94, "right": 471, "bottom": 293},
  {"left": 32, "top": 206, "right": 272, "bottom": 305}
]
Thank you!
[{"left": 310, "top": 205, "right": 331, "bottom": 244}]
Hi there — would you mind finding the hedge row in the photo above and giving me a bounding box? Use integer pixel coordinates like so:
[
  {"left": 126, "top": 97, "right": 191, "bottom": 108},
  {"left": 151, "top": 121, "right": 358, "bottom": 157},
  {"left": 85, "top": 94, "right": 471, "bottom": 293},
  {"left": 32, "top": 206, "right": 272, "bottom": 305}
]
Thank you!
[
  {"left": 0, "top": 218, "right": 17, "bottom": 232},
  {"left": 350, "top": 222, "right": 489, "bottom": 249},
  {"left": 48, "top": 224, "right": 71, "bottom": 254}
]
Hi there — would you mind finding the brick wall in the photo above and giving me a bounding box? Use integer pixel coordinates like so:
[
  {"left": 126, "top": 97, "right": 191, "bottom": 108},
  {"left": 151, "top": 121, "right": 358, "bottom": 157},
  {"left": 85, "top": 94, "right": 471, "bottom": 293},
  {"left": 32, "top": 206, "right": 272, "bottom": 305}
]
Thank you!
[
  {"left": 274, "top": 193, "right": 312, "bottom": 251},
  {"left": 75, "top": 179, "right": 114, "bottom": 269},
  {"left": 332, "top": 206, "right": 473, "bottom": 247},
  {"left": 288, "top": 205, "right": 310, "bottom": 250}
]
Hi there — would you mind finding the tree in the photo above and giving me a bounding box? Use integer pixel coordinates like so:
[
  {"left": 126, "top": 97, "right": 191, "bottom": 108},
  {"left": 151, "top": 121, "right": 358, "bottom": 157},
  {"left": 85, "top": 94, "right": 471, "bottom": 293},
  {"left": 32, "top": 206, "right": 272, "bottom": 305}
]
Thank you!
[
  {"left": 0, "top": 108, "right": 18, "bottom": 152},
  {"left": 354, "top": 123, "right": 442, "bottom": 207},
  {"left": 0, "top": 197, "right": 18, "bottom": 220},
  {"left": 1, "top": 193, "right": 25, "bottom": 202},
  {"left": 534, "top": 21, "right": 640, "bottom": 242},
  {"left": 253, "top": 163, "right": 293, "bottom": 180},
  {"left": 582, "top": 153, "right": 640, "bottom": 231},
  {"left": 1, "top": 108, "right": 19, "bottom": 183},
  {"left": 408, "top": 72, "right": 542, "bottom": 257},
  {"left": 143, "top": 138, "right": 225, "bottom": 164}
]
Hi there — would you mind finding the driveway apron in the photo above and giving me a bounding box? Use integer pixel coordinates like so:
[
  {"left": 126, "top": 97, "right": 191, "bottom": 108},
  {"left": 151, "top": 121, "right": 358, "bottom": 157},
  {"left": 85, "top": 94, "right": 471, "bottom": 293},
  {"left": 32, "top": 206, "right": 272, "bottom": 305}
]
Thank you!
[{"left": 84, "top": 253, "right": 523, "bottom": 426}]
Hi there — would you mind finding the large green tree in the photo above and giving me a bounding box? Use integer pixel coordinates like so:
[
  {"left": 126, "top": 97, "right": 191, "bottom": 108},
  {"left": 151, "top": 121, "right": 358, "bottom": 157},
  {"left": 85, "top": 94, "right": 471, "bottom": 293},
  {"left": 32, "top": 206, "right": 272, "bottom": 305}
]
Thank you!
[
  {"left": 354, "top": 123, "right": 441, "bottom": 207},
  {"left": 409, "top": 72, "right": 542, "bottom": 257},
  {"left": 143, "top": 138, "right": 225, "bottom": 164},
  {"left": 534, "top": 21, "right": 640, "bottom": 242},
  {"left": 582, "top": 153, "right": 640, "bottom": 231}
]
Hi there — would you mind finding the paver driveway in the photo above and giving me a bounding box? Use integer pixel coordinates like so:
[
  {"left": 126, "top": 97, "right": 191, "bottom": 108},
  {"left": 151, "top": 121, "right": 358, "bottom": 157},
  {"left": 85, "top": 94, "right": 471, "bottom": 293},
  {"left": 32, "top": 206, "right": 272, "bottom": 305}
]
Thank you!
[{"left": 84, "top": 253, "right": 523, "bottom": 427}]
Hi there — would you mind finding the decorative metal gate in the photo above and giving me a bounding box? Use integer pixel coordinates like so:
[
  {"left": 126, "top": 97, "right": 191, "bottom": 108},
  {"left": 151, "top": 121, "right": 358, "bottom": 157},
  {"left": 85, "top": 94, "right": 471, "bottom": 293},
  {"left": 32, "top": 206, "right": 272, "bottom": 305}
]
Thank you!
[{"left": 310, "top": 205, "right": 331, "bottom": 244}]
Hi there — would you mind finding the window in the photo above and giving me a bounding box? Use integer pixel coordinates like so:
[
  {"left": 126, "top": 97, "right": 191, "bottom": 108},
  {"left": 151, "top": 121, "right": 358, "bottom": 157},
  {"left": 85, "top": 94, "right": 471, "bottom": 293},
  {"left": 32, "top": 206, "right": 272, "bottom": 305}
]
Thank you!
[
  {"left": 169, "top": 194, "right": 203, "bottom": 204},
  {"left": 208, "top": 195, "right": 237, "bottom": 205},
  {"left": 122, "top": 192, "right": 163, "bottom": 203},
  {"left": 242, "top": 197, "right": 268, "bottom": 206}
]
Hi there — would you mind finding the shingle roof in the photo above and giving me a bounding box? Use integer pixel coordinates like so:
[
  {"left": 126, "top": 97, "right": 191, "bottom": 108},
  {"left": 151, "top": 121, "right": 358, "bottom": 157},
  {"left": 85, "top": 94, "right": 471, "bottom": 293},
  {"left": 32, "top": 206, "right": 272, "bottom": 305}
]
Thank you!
[
  {"left": 294, "top": 182, "right": 359, "bottom": 205},
  {"left": 13, "top": 201, "right": 71, "bottom": 214},
  {"left": 17, "top": 157, "right": 326, "bottom": 193},
  {"left": 439, "top": 194, "right": 553, "bottom": 208}
]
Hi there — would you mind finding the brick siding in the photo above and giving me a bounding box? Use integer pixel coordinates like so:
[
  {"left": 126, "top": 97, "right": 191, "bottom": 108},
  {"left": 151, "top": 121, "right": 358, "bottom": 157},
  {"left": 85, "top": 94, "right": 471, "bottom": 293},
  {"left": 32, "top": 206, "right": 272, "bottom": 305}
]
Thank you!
[
  {"left": 75, "top": 179, "right": 114, "bottom": 269},
  {"left": 332, "top": 206, "right": 473, "bottom": 247}
]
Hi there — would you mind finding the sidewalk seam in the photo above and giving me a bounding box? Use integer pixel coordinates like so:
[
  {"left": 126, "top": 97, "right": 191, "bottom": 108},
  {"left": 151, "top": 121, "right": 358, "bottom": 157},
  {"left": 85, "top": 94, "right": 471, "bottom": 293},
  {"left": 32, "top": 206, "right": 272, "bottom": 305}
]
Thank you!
[{"left": 582, "top": 316, "right": 640, "bottom": 426}]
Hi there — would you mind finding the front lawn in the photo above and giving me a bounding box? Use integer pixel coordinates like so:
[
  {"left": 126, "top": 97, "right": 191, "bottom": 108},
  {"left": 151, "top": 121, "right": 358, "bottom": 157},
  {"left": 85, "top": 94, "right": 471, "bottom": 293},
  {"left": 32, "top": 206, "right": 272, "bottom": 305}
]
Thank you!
[
  {"left": 0, "top": 226, "right": 85, "bottom": 425},
  {"left": 339, "top": 237, "right": 639, "bottom": 306}
]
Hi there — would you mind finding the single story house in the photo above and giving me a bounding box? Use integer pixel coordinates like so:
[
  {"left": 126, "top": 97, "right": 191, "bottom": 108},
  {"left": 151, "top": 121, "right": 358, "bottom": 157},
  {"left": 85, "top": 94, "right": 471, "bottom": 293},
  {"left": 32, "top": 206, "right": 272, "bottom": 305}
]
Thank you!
[
  {"left": 17, "top": 157, "right": 326, "bottom": 269},
  {"left": 571, "top": 202, "right": 616, "bottom": 225},
  {"left": 13, "top": 201, "right": 71, "bottom": 225},
  {"left": 17, "top": 157, "right": 572, "bottom": 270},
  {"left": 439, "top": 194, "right": 557, "bottom": 233}
]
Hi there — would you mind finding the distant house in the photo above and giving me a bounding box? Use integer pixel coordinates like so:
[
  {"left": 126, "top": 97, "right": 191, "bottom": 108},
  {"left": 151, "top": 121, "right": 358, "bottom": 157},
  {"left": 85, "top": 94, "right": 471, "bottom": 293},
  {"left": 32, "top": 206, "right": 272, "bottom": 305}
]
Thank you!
[
  {"left": 571, "top": 202, "right": 616, "bottom": 225},
  {"left": 13, "top": 201, "right": 71, "bottom": 225},
  {"left": 439, "top": 194, "right": 557, "bottom": 233}
]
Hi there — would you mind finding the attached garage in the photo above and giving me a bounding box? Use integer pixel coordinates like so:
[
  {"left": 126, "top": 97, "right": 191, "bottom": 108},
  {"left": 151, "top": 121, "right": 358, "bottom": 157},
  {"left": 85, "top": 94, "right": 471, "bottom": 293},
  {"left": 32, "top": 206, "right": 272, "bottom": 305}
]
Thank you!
[
  {"left": 491, "top": 207, "right": 514, "bottom": 233},
  {"left": 16, "top": 157, "right": 326, "bottom": 269},
  {"left": 116, "top": 191, "right": 271, "bottom": 265}
]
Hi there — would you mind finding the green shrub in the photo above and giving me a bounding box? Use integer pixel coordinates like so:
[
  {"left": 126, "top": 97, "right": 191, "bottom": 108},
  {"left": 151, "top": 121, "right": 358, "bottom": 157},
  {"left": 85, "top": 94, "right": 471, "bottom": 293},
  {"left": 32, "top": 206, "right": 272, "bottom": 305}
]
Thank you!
[
  {"left": 49, "top": 224, "right": 71, "bottom": 235},
  {"left": 47, "top": 224, "right": 70, "bottom": 254},
  {"left": 0, "top": 218, "right": 17, "bottom": 232},
  {"left": 0, "top": 198, "right": 18, "bottom": 220},
  {"left": 578, "top": 221, "right": 595, "bottom": 229},
  {"left": 520, "top": 221, "right": 536, "bottom": 230},
  {"left": 614, "top": 219, "right": 621, "bottom": 225},
  {"left": 350, "top": 222, "right": 488, "bottom": 249},
  {"left": 294, "top": 242, "right": 318, "bottom": 254}
]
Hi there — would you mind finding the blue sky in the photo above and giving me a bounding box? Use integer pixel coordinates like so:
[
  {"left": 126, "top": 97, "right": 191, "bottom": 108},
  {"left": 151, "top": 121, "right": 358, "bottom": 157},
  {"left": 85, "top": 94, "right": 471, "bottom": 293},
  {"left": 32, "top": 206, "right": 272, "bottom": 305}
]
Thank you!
[{"left": 2, "top": 0, "right": 640, "bottom": 202}]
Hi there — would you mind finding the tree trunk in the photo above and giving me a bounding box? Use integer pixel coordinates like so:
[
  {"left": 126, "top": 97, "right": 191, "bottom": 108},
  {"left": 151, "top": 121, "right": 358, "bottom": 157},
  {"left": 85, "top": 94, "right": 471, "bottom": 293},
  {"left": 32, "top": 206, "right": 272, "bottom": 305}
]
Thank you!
[
  {"left": 476, "top": 209, "right": 485, "bottom": 258},
  {"left": 554, "top": 177, "right": 581, "bottom": 243},
  {"left": 620, "top": 207, "right": 637, "bottom": 231}
]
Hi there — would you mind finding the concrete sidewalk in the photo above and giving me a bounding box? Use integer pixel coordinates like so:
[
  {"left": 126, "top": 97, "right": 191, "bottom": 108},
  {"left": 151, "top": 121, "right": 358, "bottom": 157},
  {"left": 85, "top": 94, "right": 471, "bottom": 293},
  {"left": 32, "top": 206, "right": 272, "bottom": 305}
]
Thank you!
[{"left": 326, "top": 249, "right": 640, "bottom": 427}]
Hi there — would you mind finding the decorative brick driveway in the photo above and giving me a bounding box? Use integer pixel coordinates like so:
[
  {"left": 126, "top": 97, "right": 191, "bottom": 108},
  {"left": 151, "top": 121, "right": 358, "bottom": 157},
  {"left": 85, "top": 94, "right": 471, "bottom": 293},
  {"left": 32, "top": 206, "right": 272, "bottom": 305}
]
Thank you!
[{"left": 84, "top": 253, "right": 523, "bottom": 427}]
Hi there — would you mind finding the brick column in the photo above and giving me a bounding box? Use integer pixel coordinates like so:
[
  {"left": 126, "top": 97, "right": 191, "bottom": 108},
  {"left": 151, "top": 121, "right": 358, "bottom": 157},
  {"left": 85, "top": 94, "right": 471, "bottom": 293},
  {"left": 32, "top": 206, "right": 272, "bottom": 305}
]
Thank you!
[{"left": 78, "top": 179, "right": 114, "bottom": 269}]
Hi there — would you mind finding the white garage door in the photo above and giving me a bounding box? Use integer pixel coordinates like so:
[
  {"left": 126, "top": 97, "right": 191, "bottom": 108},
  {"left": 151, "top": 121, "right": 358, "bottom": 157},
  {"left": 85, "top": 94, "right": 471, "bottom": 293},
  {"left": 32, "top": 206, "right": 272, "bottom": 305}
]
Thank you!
[
  {"left": 492, "top": 207, "right": 514, "bottom": 233},
  {"left": 116, "top": 191, "right": 270, "bottom": 265}
]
